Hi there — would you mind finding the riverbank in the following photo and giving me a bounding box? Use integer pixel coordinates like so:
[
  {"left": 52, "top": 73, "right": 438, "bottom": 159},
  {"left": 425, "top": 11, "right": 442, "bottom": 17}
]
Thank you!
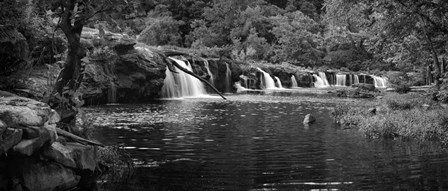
[{"left": 333, "top": 92, "right": 448, "bottom": 145}]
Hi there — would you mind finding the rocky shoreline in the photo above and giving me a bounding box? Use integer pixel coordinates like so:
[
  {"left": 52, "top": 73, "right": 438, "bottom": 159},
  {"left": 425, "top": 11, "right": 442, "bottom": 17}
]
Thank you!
[{"left": 0, "top": 92, "right": 100, "bottom": 191}]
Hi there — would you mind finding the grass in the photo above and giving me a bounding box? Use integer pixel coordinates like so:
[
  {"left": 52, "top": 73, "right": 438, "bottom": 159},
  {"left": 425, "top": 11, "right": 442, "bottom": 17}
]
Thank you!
[{"left": 333, "top": 93, "right": 448, "bottom": 145}]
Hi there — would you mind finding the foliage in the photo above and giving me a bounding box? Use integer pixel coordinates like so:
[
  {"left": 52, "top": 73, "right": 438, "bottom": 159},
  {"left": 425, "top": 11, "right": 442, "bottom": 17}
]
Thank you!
[
  {"left": 270, "top": 11, "right": 323, "bottom": 64},
  {"left": 387, "top": 72, "right": 411, "bottom": 93},
  {"left": 137, "top": 16, "right": 184, "bottom": 46},
  {"left": 333, "top": 93, "right": 448, "bottom": 144},
  {"left": 97, "top": 145, "right": 134, "bottom": 183}
]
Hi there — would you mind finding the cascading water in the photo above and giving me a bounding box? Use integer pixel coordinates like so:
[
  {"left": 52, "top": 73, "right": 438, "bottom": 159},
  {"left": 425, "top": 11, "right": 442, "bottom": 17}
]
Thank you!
[
  {"left": 336, "top": 74, "right": 347, "bottom": 86},
  {"left": 318, "top": 72, "right": 330, "bottom": 86},
  {"left": 225, "top": 63, "right": 232, "bottom": 93},
  {"left": 203, "top": 59, "right": 214, "bottom": 86},
  {"left": 107, "top": 82, "right": 117, "bottom": 104},
  {"left": 257, "top": 67, "right": 277, "bottom": 89},
  {"left": 372, "top": 75, "right": 388, "bottom": 88},
  {"left": 234, "top": 82, "right": 248, "bottom": 93},
  {"left": 274, "top": 76, "right": 284, "bottom": 89},
  {"left": 354, "top": 75, "right": 360, "bottom": 84},
  {"left": 161, "top": 57, "right": 208, "bottom": 98},
  {"left": 313, "top": 74, "right": 328, "bottom": 88},
  {"left": 291, "top": 75, "right": 298, "bottom": 88}
]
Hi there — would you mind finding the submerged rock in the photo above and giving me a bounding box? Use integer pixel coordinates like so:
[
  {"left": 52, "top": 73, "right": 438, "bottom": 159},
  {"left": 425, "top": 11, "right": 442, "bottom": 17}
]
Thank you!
[{"left": 303, "top": 114, "right": 316, "bottom": 124}]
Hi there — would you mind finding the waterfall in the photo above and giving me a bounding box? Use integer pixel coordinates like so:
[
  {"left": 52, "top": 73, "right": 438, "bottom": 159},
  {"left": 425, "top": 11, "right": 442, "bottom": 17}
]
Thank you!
[
  {"left": 336, "top": 74, "right": 347, "bottom": 86},
  {"left": 257, "top": 67, "right": 276, "bottom": 89},
  {"left": 225, "top": 62, "right": 232, "bottom": 93},
  {"left": 354, "top": 75, "right": 359, "bottom": 84},
  {"left": 291, "top": 75, "right": 298, "bottom": 88},
  {"left": 107, "top": 82, "right": 117, "bottom": 104},
  {"left": 313, "top": 74, "right": 328, "bottom": 88},
  {"left": 274, "top": 76, "right": 284, "bottom": 88},
  {"left": 203, "top": 59, "right": 214, "bottom": 86},
  {"left": 161, "top": 57, "right": 208, "bottom": 98},
  {"left": 318, "top": 72, "right": 330, "bottom": 86},
  {"left": 371, "top": 75, "right": 388, "bottom": 88},
  {"left": 234, "top": 82, "right": 248, "bottom": 93}
]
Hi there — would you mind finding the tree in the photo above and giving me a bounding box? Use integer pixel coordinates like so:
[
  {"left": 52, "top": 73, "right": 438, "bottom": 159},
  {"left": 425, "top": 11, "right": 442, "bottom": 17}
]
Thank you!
[
  {"left": 270, "top": 11, "right": 323, "bottom": 65},
  {"left": 324, "top": 0, "right": 448, "bottom": 85},
  {"left": 38, "top": 0, "right": 131, "bottom": 123},
  {"left": 137, "top": 16, "right": 184, "bottom": 46}
]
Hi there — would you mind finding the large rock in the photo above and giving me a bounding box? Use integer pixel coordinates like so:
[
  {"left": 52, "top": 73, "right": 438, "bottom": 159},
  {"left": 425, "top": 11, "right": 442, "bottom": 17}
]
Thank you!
[
  {"left": 80, "top": 30, "right": 166, "bottom": 104},
  {"left": 13, "top": 124, "right": 57, "bottom": 156},
  {"left": 0, "top": 96, "right": 54, "bottom": 127},
  {"left": 42, "top": 142, "right": 77, "bottom": 169},
  {"left": 303, "top": 114, "right": 316, "bottom": 124},
  {"left": 0, "top": 128, "right": 23, "bottom": 156},
  {"left": 17, "top": 158, "right": 80, "bottom": 191},
  {"left": 42, "top": 142, "right": 97, "bottom": 172}
]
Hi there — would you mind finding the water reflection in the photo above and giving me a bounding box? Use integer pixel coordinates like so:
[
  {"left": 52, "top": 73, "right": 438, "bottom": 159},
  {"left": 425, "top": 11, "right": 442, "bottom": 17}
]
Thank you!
[{"left": 87, "top": 95, "right": 448, "bottom": 190}]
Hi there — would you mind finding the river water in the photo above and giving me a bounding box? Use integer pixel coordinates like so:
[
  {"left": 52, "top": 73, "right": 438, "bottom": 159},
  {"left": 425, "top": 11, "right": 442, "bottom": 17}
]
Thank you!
[{"left": 87, "top": 94, "right": 448, "bottom": 190}]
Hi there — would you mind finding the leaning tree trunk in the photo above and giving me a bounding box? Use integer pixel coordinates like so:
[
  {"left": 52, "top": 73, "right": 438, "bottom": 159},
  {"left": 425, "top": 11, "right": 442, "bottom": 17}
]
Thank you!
[{"left": 50, "top": 0, "right": 85, "bottom": 125}]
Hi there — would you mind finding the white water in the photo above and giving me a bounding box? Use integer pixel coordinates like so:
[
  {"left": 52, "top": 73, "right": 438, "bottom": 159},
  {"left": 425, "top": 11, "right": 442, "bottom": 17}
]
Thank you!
[
  {"left": 203, "top": 59, "right": 214, "bottom": 86},
  {"left": 313, "top": 74, "right": 328, "bottom": 88},
  {"left": 161, "top": 58, "right": 208, "bottom": 98},
  {"left": 257, "top": 67, "right": 277, "bottom": 89},
  {"left": 372, "top": 75, "right": 388, "bottom": 88},
  {"left": 225, "top": 63, "right": 232, "bottom": 93},
  {"left": 234, "top": 82, "right": 249, "bottom": 93},
  {"left": 354, "top": 75, "right": 359, "bottom": 84},
  {"left": 291, "top": 75, "right": 298, "bottom": 88},
  {"left": 318, "top": 72, "right": 330, "bottom": 87},
  {"left": 107, "top": 82, "right": 117, "bottom": 103},
  {"left": 274, "top": 76, "right": 284, "bottom": 89},
  {"left": 336, "top": 74, "right": 347, "bottom": 86}
]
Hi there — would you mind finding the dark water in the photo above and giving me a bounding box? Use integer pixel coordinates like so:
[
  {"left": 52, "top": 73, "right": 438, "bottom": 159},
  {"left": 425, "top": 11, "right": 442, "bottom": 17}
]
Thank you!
[{"left": 87, "top": 95, "right": 448, "bottom": 191}]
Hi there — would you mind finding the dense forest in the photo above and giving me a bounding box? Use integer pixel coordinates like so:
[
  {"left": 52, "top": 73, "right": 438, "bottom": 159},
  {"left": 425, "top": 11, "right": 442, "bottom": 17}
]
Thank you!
[{"left": 1, "top": 0, "right": 448, "bottom": 100}]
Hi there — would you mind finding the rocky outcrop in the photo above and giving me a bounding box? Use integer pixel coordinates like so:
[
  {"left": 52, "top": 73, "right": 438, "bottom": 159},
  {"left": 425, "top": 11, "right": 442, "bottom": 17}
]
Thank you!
[
  {"left": 80, "top": 28, "right": 166, "bottom": 104},
  {"left": 335, "top": 83, "right": 379, "bottom": 98},
  {"left": 0, "top": 95, "right": 100, "bottom": 191}
]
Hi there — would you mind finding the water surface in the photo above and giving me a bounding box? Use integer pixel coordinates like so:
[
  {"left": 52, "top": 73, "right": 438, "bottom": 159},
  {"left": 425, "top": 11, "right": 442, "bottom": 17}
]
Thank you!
[{"left": 88, "top": 95, "right": 448, "bottom": 190}]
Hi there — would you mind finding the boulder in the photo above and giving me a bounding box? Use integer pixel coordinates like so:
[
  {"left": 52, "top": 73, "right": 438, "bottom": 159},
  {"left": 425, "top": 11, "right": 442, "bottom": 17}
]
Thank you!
[
  {"left": 18, "top": 158, "right": 80, "bottom": 191},
  {"left": 42, "top": 142, "right": 97, "bottom": 172},
  {"left": 65, "top": 142, "right": 97, "bottom": 172},
  {"left": 0, "top": 128, "right": 23, "bottom": 156},
  {"left": 0, "top": 96, "right": 54, "bottom": 127},
  {"left": 351, "top": 83, "right": 377, "bottom": 92},
  {"left": 13, "top": 126, "right": 54, "bottom": 156},
  {"left": 303, "top": 114, "right": 316, "bottom": 124},
  {"left": 42, "top": 142, "right": 77, "bottom": 169}
]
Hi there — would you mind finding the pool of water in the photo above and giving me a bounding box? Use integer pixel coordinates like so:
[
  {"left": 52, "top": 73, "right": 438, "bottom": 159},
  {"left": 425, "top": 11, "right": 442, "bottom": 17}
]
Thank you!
[{"left": 87, "top": 94, "right": 448, "bottom": 190}]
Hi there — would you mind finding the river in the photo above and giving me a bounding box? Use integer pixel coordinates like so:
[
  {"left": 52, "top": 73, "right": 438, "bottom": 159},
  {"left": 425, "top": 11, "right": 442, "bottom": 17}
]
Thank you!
[{"left": 87, "top": 94, "right": 448, "bottom": 190}]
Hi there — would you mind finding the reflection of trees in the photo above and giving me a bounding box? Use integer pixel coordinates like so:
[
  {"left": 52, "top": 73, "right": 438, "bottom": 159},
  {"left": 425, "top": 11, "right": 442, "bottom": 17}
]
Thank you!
[{"left": 324, "top": 130, "right": 448, "bottom": 190}]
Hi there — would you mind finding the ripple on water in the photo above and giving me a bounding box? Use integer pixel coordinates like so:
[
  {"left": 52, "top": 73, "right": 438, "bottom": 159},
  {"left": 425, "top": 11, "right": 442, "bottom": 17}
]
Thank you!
[{"left": 88, "top": 94, "right": 448, "bottom": 191}]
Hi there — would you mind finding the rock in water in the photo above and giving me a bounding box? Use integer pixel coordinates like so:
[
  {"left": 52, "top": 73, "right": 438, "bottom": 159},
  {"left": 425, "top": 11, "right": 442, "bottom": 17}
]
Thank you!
[{"left": 303, "top": 114, "right": 316, "bottom": 124}]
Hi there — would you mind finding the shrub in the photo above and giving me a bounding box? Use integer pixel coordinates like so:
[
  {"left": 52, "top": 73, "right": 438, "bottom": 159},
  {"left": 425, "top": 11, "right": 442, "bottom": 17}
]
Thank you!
[
  {"left": 387, "top": 71, "right": 411, "bottom": 93},
  {"left": 333, "top": 93, "right": 448, "bottom": 144}
]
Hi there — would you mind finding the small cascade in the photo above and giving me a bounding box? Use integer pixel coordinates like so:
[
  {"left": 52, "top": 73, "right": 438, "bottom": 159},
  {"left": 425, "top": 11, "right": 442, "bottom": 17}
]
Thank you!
[
  {"left": 336, "top": 74, "right": 347, "bottom": 86},
  {"left": 354, "top": 75, "right": 360, "bottom": 84},
  {"left": 372, "top": 75, "right": 388, "bottom": 88},
  {"left": 161, "top": 57, "right": 208, "bottom": 98},
  {"left": 274, "top": 76, "right": 284, "bottom": 88},
  {"left": 291, "top": 75, "right": 298, "bottom": 88},
  {"left": 225, "top": 63, "right": 232, "bottom": 93},
  {"left": 234, "top": 82, "right": 248, "bottom": 93},
  {"left": 203, "top": 59, "right": 214, "bottom": 86},
  {"left": 257, "top": 67, "right": 276, "bottom": 89},
  {"left": 318, "top": 72, "right": 330, "bottom": 86},
  {"left": 107, "top": 82, "right": 117, "bottom": 104},
  {"left": 313, "top": 74, "right": 328, "bottom": 88}
]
